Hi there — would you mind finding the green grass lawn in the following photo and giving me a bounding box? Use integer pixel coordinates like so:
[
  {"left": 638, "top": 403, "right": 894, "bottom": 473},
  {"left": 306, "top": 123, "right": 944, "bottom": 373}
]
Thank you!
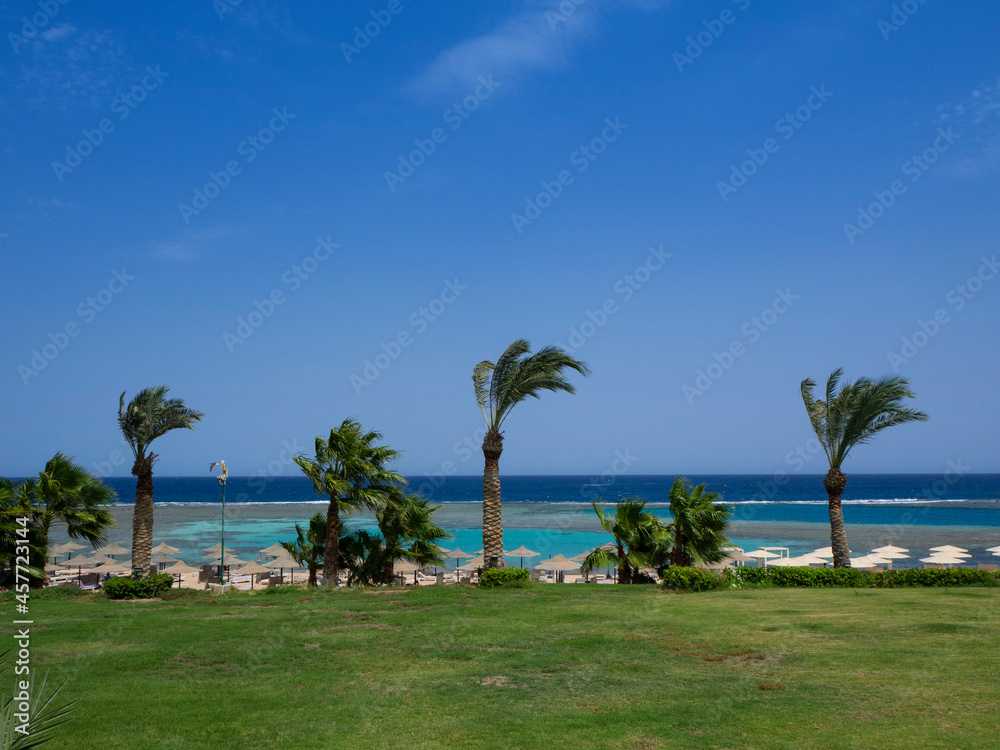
[{"left": 5, "top": 584, "right": 999, "bottom": 749}]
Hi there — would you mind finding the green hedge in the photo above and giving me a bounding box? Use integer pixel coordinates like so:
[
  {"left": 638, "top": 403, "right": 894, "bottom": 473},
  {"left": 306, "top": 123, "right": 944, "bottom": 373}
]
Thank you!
[
  {"left": 478, "top": 567, "right": 531, "bottom": 588},
  {"left": 720, "top": 566, "right": 1000, "bottom": 590},
  {"left": 661, "top": 567, "right": 726, "bottom": 592},
  {"left": 102, "top": 573, "right": 175, "bottom": 600}
]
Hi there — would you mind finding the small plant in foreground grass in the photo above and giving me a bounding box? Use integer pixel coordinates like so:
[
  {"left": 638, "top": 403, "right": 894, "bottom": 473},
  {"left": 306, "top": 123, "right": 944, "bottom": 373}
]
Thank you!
[
  {"left": 0, "top": 651, "right": 77, "bottom": 749},
  {"left": 478, "top": 567, "right": 530, "bottom": 588}
]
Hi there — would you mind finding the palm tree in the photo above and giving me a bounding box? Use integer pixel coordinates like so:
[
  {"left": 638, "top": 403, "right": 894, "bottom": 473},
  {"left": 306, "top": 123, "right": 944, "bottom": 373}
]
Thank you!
[
  {"left": 4, "top": 455, "right": 116, "bottom": 588},
  {"left": 119, "top": 387, "right": 204, "bottom": 578},
  {"left": 280, "top": 512, "right": 326, "bottom": 587},
  {"left": 473, "top": 339, "right": 589, "bottom": 567},
  {"left": 666, "top": 476, "right": 731, "bottom": 567},
  {"left": 581, "top": 498, "right": 667, "bottom": 584},
  {"left": 294, "top": 419, "right": 403, "bottom": 586},
  {"left": 801, "top": 369, "right": 928, "bottom": 567},
  {"left": 376, "top": 490, "right": 450, "bottom": 584},
  {"left": 0, "top": 478, "right": 41, "bottom": 589},
  {"left": 337, "top": 529, "right": 387, "bottom": 587}
]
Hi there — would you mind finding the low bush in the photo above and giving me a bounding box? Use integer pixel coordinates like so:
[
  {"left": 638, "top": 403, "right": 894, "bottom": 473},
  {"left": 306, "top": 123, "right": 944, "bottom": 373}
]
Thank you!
[
  {"left": 661, "top": 567, "right": 726, "bottom": 592},
  {"left": 102, "top": 573, "right": 175, "bottom": 600},
  {"left": 870, "top": 567, "right": 999, "bottom": 588},
  {"left": 478, "top": 567, "right": 531, "bottom": 588},
  {"left": 722, "top": 566, "right": 1000, "bottom": 590}
]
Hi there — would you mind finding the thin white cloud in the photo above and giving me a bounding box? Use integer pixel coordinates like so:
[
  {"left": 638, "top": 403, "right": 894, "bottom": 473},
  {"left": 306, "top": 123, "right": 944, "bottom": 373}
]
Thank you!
[
  {"left": 937, "top": 77, "right": 1000, "bottom": 177},
  {"left": 40, "top": 23, "right": 76, "bottom": 42},
  {"left": 15, "top": 26, "right": 132, "bottom": 108},
  {"left": 408, "top": 0, "right": 667, "bottom": 97},
  {"left": 148, "top": 226, "right": 246, "bottom": 263}
]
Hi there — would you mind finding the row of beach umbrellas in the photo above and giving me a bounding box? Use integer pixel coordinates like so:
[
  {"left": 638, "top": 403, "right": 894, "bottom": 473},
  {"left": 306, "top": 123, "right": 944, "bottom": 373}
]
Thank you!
[
  {"left": 47, "top": 538, "right": 1000, "bottom": 586},
  {"left": 734, "top": 543, "right": 996, "bottom": 569},
  {"left": 47, "top": 540, "right": 306, "bottom": 589}
]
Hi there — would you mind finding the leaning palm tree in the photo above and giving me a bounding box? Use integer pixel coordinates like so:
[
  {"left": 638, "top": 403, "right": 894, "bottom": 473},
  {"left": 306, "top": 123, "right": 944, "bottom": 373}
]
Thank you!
[
  {"left": 24, "top": 453, "right": 115, "bottom": 586},
  {"left": 666, "top": 476, "right": 731, "bottom": 567},
  {"left": 294, "top": 418, "right": 403, "bottom": 586},
  {"left": 801, "top": 369, "right": 928, "bottom": 567},
  {"left": 581, "top": 498, "right": 667, "bottom": 584},
  {"left": 473, "top": 340, "right": 589, "bottom": 567},
  {"left": 119, "top": 387, "right": 203, "bottom": 578}
]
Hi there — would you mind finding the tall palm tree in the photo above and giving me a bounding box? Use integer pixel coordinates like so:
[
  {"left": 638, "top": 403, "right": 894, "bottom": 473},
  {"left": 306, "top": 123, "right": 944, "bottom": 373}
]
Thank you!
[
  {"left": 281, "top": 512, "right": 326, "bottom": 587},
  {"left": 801, "top": 369, "right": 928, "bottom": 567},
  {"left": 473, "top": 339, "right": 589, "bottom": 567},
  {"left": 581, "top": 498, "right": 667, "bottom": 584},
  {"left": 666, "top": 476, "right": 731, "bottom": 567},
  {"left": 294, "top": 418, "right": 403, "bottom": 586},
  {"left": 119, "top": 387, "right": 203, "bottom": 578},
  {"left": 376, "top": 490, "right": 449, "bottom": 584}
]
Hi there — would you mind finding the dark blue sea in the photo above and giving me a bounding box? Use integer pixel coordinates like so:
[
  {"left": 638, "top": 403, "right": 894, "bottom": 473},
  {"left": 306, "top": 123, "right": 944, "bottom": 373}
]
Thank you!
[{"left": 101, "top": 473, "right": 1000, "bottom": 528}]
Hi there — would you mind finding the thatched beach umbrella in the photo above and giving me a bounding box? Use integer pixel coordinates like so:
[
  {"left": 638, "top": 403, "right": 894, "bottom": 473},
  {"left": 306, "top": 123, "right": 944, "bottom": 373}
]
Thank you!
[
  {"left": 743, "top": 549, "right": 780, "bottom": 568},
  {"left": 446, "top": 548, "right": 474, "bottom": 576},
  {"left": 849, "top": 554, "right": 891, "bottom": 569},
  {"left": 790, "top": 554, "right": 828, "bottom": 566},
  {"left": 394, "top": 559, "right": 422, "bottom": 584},
  {"left": 203, "top": 543, "right": 237, "bottom": 555},
  {"left": 50, "top": 541, "right": 87, "bottom": 562},
  {"left": 458, "top": 556, "right": 484, "bottom": 571},
  {"left": 259, "top": 542, "right": 288, "bottom": 558},
  {"left": 506, "top": 545, "right": 540, "bottom": 568},
  {"left": 870, "top": 550, "right": 909, "bottom": 569},
  {"left": 872, "top": 544, "right": 909, "bottom": 554},
  {"left": 262, "top": 554, "right": 299, "bottom": 583},
  {"left": 724, "top": 550, "right": 755, "bottom": 565},
  {"left": 230, "top": 560, "right": 273, "bottom": 589},
  {"left": 920, "top": 554, "right": 966, "bottom": 569},
  {"left": 94, "top": 542, "right": 129, "bottom": 558},
  {"left": 929, "top": 545, "right": 970, "bottom": 555},
  {"left": 152, "top": 542, "right": 181, "bottom": 555},
  {"left": 534, "top": 557, "right": 580, "bottom": 582},
  {"left": 160, "top": 560, "right": 202, "bottom": 587}
]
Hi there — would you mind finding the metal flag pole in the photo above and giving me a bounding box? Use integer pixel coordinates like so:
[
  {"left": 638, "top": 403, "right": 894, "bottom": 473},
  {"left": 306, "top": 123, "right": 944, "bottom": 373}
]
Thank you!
[{"left": 211, "top": 460, "right": 228, "bottom": 583}]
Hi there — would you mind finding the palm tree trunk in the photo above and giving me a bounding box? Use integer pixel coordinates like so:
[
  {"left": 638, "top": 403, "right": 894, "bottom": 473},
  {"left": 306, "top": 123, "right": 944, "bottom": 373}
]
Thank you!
[
  {"left": 383, "top": 558, "right": 395, "bottom": 586},
  {"left": 131, "top": 457, "right": 155, "bottom": 579},
  {"left": 323, "top": 501, "right": 340, "bottom": 586},
  {"left": 617, "top": 544, "right": 632, "bottom": 585},
  {"left": 308, "top": 566, "right": 317, "bottom": 587},
  {"left": 670, "top": 531, "right": 691, "bottom": 568},
  {"left": 29, "top": 519, "right": 51, "bottom": 590},
  {"left": 824, "top": 467, "right": 850, "bottom": 567},
  {"left": 481, "top": 429, "right": 505, "bottom": 568}
]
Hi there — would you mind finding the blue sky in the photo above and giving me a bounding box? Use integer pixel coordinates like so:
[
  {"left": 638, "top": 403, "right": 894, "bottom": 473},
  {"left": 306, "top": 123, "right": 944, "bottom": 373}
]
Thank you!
[{"left": 2, "top": 0, "right": 999, "bottom": 480}]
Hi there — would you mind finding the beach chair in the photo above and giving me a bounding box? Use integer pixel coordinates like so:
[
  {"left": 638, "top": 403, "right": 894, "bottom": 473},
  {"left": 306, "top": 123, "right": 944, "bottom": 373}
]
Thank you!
[
  {"left": 923, "top": 563, "right": 946, "bottom": 570},
  {"left": 978, "top": 562, "right": 998, "bottom": 572},
  {"left": 79, "top": 573, "right": 100, "bottom": 590}
]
